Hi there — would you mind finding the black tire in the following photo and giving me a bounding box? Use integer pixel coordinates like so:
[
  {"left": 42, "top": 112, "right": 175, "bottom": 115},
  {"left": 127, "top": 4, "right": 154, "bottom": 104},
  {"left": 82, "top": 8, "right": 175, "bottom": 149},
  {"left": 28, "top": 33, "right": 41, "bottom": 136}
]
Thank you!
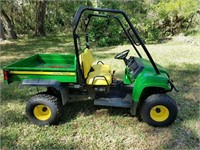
[
  {"left": 26, "top": 93, "right": 62, "bottom": 125},
  {"left": 140, "top": 94, "right": 178, "bottom": 127}
]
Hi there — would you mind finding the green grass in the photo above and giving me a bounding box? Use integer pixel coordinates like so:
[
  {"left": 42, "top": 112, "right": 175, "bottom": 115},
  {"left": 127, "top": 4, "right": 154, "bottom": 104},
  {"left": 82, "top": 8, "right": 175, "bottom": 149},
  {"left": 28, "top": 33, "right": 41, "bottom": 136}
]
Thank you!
[{"left": 1, "top": 34, "right": 200, "bottom": 149}]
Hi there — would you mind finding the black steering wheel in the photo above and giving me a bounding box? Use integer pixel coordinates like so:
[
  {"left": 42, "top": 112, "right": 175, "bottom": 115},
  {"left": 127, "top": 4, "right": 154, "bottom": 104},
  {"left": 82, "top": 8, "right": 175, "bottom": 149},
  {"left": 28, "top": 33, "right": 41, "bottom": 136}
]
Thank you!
[{"left": 114, "top": 49, "right": 130, "bottom": 60}]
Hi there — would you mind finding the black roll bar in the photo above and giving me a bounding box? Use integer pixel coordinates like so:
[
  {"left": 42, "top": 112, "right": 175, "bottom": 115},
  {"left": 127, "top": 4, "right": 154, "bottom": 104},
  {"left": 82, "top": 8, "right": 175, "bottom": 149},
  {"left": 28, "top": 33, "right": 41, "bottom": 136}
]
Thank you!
[{"left": 73, "top": 6, "right": 160, "bottom": 83}]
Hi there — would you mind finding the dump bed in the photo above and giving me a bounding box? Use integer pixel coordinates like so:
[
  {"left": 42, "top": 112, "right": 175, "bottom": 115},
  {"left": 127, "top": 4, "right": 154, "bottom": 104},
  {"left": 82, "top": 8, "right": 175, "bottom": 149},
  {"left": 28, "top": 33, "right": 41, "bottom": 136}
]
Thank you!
[{"left": 3, "top": 54, "right": 77, "bottom": 84}]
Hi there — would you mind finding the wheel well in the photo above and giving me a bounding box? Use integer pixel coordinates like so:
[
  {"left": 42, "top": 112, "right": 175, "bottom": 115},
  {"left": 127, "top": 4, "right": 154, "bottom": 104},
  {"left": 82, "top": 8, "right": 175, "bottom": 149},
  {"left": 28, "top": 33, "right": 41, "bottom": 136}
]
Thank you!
[
  {"left": 47, "top": 87, "right": 61, "bottom": 98},
  {"left": 136, "top": 87, "right": 167, "bottom": 115}
]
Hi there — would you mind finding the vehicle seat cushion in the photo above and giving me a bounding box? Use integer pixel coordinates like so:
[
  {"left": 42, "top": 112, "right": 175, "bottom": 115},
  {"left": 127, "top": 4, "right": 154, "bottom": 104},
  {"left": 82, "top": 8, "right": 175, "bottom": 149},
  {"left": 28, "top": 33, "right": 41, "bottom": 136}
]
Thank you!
[
  {"left": 84, "top": 48, "right": 111, "bottom": 72},
  {"left": 80, "top": 48, "right": 112, "bottom": 80},
  {"left": 86, "top": 71, "right": 112, "bottom": 85}
]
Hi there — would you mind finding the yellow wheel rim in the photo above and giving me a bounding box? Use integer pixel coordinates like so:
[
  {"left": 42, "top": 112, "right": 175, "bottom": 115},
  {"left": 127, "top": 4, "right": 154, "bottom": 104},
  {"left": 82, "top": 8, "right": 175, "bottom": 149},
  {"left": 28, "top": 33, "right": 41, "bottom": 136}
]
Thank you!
[
  {"left": 150, "top": 105, "right": 169, "bottom": 122},
  {"left": 33, "top": 105, "right": 51, "bottom": 121}
]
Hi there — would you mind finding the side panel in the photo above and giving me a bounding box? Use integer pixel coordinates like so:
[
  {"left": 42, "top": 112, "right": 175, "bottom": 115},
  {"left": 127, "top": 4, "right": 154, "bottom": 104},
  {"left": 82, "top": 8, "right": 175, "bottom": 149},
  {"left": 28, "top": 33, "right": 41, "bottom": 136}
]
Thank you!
[
  {"left": 9, "top": 72, "right": 77, "bottom": 83},
  {"left": 123, "top": 67, "right": 134, "bottom": 84},
  {"left": 132, "top": 71, "right": 171, "bottom": 102}
]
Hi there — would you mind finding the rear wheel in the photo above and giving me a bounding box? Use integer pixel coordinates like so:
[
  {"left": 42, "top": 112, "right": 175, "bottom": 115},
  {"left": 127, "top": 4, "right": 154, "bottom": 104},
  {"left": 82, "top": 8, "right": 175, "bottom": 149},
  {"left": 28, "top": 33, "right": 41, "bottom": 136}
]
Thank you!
[
  {"left": 140, "top": 94, "right": 178, "bottom": 127},
  {"left": 26, "top": 93, "right": 62, "bottom": 125}
]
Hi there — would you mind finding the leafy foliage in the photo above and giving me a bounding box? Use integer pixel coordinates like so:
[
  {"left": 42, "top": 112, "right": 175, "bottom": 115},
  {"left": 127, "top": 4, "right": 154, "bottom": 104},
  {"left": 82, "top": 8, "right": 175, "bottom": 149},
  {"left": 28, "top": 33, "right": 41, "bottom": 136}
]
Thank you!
[
  {"left": 152, "top": 0, "right": 199, "bottom": 35},
  {"left": 0, "top": 0, "right": 199, "bottom": 46}
]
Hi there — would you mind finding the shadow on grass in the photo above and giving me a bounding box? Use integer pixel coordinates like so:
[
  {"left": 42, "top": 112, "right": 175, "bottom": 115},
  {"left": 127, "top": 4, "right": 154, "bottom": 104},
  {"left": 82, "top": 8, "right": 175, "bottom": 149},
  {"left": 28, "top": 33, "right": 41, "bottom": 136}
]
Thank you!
[
  {"left": 157, "top": 37, "right": 172, "bottom": 44},
  {"left": 1, "top": 109, "right": 28, "bottom": 126},
  {"left": 60, "top": 100, "right": 130, "bottom": 124},
  {"left": 162, "top": 63, "right": 199, "bottom": 149},
  {"left": 1, "top": 34, "right": 75, "bottom": 67},
  {"left": 1, "top": 134, "right": 82, "bottom": 149},
  {"left": 59, "top": 63, "right": 199, "bottom": 149},
  {"left": 1, "top": 35, "right": 73, "bottom": 52},
  {"left": 1, "top": 60, "right": 199, "bottom": 149}
]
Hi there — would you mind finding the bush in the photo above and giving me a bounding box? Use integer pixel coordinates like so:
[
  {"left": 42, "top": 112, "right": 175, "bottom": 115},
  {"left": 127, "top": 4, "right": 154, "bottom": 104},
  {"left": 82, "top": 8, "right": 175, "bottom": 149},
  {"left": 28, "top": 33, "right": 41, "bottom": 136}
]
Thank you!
[{"left": 152, "top": 0, "right": 199, "bottom": 35}]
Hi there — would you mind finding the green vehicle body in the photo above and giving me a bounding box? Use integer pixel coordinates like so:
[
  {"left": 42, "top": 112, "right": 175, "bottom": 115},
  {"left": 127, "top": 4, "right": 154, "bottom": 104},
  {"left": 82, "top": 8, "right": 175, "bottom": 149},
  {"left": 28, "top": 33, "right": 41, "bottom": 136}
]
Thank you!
[
  {"left": 3, "top": 54, "right": 171, "bottom": 103},
  {"left": 2, "top": 6, "right": 178, "bottom": 126},
  {"left": 123, "top": 58, "right": 171, "bottom": 102}
]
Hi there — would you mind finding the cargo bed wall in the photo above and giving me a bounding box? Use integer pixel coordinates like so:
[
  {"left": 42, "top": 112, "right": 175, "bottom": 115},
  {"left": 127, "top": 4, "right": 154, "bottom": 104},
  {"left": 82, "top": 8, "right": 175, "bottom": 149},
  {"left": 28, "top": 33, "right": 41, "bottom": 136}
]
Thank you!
[{"left": 3, "top": 54, "right": 77, "bottom": 84}]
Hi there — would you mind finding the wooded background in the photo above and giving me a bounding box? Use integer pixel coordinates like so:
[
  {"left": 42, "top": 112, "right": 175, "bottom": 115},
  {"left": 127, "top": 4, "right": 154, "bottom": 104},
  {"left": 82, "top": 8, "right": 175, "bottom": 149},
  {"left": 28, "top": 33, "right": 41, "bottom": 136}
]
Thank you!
[
  {"left": 1, "top": 0, "right": 199, "bottom": 46},
  {"left": 1, "top": 1, "right": 200, "bottom": 149}
]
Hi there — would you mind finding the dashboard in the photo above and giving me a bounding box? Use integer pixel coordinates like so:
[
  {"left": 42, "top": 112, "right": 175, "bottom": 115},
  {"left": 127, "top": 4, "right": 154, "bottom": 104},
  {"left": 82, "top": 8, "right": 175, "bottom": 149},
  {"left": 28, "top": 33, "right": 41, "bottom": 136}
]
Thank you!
[{"left": 127, "top": 57, "right": 144, "bottom": 78}]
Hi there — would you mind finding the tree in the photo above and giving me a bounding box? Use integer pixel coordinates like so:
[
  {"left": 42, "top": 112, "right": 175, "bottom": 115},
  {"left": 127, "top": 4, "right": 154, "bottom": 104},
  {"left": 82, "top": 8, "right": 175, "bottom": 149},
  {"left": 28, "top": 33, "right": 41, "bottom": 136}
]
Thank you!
[
  {"left": 1, "top": 9, "right": 17, "bottom": 39},
  {"left": 152, "top": 0, "right": 199, "bottom": 35},
  {"left": 0, "top": 18, "right": 6, "bottom": 41},
  {"left": 35, "top": 0, "right": 47, "bottom": 36}
]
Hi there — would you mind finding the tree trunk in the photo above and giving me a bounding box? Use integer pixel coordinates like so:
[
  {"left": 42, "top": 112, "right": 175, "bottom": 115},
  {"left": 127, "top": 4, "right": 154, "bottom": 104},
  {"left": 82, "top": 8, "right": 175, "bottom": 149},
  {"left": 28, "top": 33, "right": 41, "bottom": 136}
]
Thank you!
[
  {"left": 1, "top": 9, "right": 17, "bottom": 39},
  {"left": 35, "top": 0, "right": 47, "bottom": 36},
  {"left": 0, "top": 18, "right": 6, "bottom": 41}
]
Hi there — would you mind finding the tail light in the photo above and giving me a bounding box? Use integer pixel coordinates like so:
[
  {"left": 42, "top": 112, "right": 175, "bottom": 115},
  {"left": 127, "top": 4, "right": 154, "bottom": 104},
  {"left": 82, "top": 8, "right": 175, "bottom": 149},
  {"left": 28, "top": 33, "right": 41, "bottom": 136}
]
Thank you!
[{"left": 3, "top": 70, "right": 9, "bottom": 80}]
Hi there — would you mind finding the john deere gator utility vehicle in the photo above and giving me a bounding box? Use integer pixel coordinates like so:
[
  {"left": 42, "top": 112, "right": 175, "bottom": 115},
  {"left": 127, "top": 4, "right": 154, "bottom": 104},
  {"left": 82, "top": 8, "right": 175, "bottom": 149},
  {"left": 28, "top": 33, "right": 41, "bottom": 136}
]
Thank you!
[{"left": 3, "top": 6, "right": 178, "bottom": 127}]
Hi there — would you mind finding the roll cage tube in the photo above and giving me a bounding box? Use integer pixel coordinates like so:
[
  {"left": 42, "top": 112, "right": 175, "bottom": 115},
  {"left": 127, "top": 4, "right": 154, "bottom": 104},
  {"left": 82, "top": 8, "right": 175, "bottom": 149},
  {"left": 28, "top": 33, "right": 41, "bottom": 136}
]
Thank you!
[{"left": 73, "top": 6, "right": 160, "bottom": 83}]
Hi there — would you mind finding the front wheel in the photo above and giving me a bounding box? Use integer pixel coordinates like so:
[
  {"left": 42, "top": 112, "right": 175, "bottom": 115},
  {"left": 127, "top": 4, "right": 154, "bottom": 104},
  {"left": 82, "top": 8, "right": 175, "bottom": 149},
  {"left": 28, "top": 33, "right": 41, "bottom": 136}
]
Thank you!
[
  {"left": 26, "top": 93, "right": 62, "bottom": 125},
  {"left": 140, "top": 94, "right": 178, "bottom": 127}
]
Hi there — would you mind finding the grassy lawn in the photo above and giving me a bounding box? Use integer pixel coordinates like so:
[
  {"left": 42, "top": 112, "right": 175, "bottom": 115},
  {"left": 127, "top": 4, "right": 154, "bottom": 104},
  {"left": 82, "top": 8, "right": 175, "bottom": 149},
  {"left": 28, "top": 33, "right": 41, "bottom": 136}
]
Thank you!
[{"left": 1, "top": 34, "right": 200, "bottom": 149}]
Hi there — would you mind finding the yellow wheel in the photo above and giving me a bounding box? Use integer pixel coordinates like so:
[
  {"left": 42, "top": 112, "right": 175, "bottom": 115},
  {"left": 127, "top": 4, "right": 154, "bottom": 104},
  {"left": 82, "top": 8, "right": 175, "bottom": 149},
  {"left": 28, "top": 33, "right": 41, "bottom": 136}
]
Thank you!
[
  {"left": 140, "top": 94, "right": 178, "bottom": 127},
  {"left": 33, "top": 105, "right": 52, "bottom": 121},
  {"left": 26, "top": 93, "right": 62, "bottom": 125},
  {"left": 150, "top": 105, "right": 169, "bottom": 122}
]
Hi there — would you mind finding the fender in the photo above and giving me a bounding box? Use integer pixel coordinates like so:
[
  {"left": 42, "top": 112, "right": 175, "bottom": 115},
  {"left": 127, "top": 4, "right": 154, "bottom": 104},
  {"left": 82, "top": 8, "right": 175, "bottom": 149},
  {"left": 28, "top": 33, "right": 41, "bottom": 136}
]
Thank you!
[
  {"left": 20, "top": 79, "right": 68, "bottom": 105},
  {"left": 132, "top": 72, "right": 171, "bottom": 102}
]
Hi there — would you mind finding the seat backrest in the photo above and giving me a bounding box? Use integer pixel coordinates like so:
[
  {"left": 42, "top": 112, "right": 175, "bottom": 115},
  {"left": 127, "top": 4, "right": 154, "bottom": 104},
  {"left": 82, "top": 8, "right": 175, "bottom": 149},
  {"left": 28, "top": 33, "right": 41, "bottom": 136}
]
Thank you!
[
  {"left": 84, "top": 48, "right": 94, "bottom": 64},
  {"left": 79, "top": 48, "right": 94, "bottom": 78}
]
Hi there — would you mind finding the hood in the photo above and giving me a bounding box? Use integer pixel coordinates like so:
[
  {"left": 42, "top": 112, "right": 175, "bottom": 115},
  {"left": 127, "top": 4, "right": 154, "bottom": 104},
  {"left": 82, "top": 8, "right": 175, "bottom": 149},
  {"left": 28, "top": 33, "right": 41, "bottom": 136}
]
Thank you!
[{"left": 138, "top": 58, "right": 169, "bottom": 75}]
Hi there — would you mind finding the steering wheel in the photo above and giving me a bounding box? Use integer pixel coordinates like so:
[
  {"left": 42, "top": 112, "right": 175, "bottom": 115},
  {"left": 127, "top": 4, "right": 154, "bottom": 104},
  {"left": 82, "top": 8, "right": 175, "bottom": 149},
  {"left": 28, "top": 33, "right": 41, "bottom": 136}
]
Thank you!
[{"left": 114, "top": 49, "right": 130, "bottom": 60}]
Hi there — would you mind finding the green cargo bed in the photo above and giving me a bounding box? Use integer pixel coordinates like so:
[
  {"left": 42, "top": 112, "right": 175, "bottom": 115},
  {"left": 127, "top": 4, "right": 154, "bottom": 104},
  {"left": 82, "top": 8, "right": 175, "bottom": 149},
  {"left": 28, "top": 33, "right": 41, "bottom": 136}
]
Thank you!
[{"left": 3, "top": 54, "right": 77, "bottom": 83}]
